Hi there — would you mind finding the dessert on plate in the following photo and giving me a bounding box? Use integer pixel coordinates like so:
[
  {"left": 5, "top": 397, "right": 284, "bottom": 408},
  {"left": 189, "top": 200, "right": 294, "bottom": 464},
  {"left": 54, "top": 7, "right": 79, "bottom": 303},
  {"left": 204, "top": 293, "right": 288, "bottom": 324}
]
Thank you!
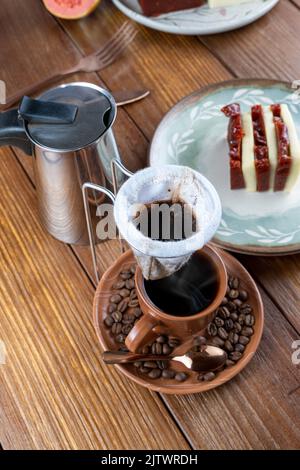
[
  {"left": 139, "top": 0, "right": 250, "bottom": 16},
  {"left": 222, "top": 103, "right": 300, "bottom": 192}
]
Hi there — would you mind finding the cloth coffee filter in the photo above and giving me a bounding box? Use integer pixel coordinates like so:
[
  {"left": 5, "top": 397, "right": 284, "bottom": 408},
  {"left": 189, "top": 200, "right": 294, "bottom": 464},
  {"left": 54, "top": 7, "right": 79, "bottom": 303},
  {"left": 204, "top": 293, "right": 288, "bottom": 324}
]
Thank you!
[{"left": 114, "top": 165, "right": 222, "bottom": 280}]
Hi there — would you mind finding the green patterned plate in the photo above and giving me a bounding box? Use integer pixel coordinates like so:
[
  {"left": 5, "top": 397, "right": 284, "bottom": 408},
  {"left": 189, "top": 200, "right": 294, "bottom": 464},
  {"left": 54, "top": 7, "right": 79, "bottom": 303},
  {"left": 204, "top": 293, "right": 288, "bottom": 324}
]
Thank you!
[{"left": 150, "top": 79, "right": 300, "bottom": 255}]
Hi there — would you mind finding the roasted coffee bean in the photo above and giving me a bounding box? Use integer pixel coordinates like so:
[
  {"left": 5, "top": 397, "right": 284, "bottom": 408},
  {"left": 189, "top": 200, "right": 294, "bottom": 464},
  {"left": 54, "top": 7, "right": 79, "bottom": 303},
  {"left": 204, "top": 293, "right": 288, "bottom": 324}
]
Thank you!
[
  {"left": 226, "top": 286, "right": 230, "bottom": 295},
  {"left": 110, "top": 294, "right": 122, "bottom": 304},
  {"left": 134, "top": 361, "right": 142, "bottom": 368},
  {"left": 215, "top": 317, "right": 224, "bottom": 327},
  {"left": 112, "top": 311, "right": 123, "bottom": 323},
  {"left": 233, "top": 299, "right": 243, "bottom": 308},
  {"left": 108, "top": 303, "right": 117, "bottom": 314},
  {"left": 133, "top": 307, "right": 142, "bottom": 318},
  {"left": 224, "top": 340, "right": 234, "bottom": 352},
  {"left": 130, "top": 289, "right": 137, "bottom": 299},
  {"left": 152, "top": 342, "right": 162, "bottom": 355},
  {"left": 226, "top": 359, "right": 235, "bottom": 367},
  {"left": 122, "top": 313, "right": 135, "bottom": 324},
  {"left": 118, "top": 298, "right": 129, "bottom": 313},
  {"left": 130, "top": 265, "right": 136, "bottom": 275},
  {"left": 141, "top": 345, "right": 150, "bottom": 354},
  {"left": 104, "top": 315, "right": 114, "bottom": 327},
  {"left": 234, "top": 322, "right": 242, "bottom": 333},
  {"left": 120, "top": 271, "right": 132, "bottom": 280},
  {"left": 125, "top": 278, "right": 135, "bottom": 290},
  {"left": 140, "top": 366, "right": 150, "bottom": 374},
  {"left": 228, "top": 331, "right": 239, "bottom": 345},
  {"left": 238, "top": 314, "right": 246, "bottom": 325},
  {"left": 245, "top": 314, "right": 255, "bottom": 326},
  {"left": 148, "top": 368, "right": 161, "bottom": 379},
  {"left": 175, "top": 372, "right": 188, "bottom": 382},
  {"left": 122, "top": 324, "right": 132, "bottom": 335},
  {"left": 218, "top": 327, "right": 228, "bottom": 340},
  {"left": 238, "top": 335, "right": 250, "bottom": 345},
  {"left": 116, "top": 334, "right": 126, "bottom": 343},
  {"left": 119, "top": 288, "right": 130, "bottom": 298},
  {"left": 210, "top": 336, "right": 225, "bottom": 347},
  {"left": 230, "top": 312, "right": 238, "bottom": 321},
  {"left": 229, "top": 351, "right": 243, "bottom": 362},
  {"left": 111, "top": 322, "right": 122, "bottom": 335},
  {"left": 224, "top": 318, "right": 234, "bottom": 331},
  {"left": 207, "top": 323, "right": 218, "bottom": 337},
  {"left": 144, "top": 361, "right": 158, "bottom": 369},
  {"left": 113, "top": 280, "right": 125, "bottom": 289},
  {"left": 240, "top": 304, "right": 252, "bottom": 314},
  {"left": 227, "top": 301, "right": 237, "bottom": 312},
  {"left": 221, "top": 297, "right": 228, "bottom": 306},
  {"left": 235, "top": 343, "right": 245, "bottom": 353},
  {"left": 241, "top": 327, "right": 254, "bottom": 337},
  {"left": 200, "top": 371, "right": 215, "bottom": 382},
  {"left": 218, "top": 306, "right": 231, "bottom": 319},
  {"left": 229, "top": 289, "right": 239, "bottom": 299},
  {"left": 193, "top": 336, "right": 207, "bottom": 347},
  {"left": 239, "top": 290, "right": 248, "bottom": 301},
  {"left": 128, "top": 299, "right": 139, "bottom": 308},
  {"left": 168, "top": 337, "right": 180, "bottom": 348},
  {"left": 163, "top": 344, "right": 172, "bottom": 355},
  {"left": 231, "top": 278, "right": 240, "bottom": 289},
  {"left": 156, "top": 335, "right": 167, "bottom": 344},
  {"left": 157, "top": 360, "right": 168, "bottom": 370},
  {"left": 162, "top": 369, "right": 176, "bottom": 379}
]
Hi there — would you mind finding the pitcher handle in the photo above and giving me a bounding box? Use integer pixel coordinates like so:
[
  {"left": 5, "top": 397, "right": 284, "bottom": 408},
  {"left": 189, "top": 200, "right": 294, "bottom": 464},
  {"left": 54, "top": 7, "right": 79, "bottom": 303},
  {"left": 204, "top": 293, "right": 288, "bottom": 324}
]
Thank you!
[
  {"left": 82, "top": 183, "right": 116, "bottom": 284},
  {"left": 83, "top": 161, "right": 134, "bottom": 284},
  {"left": 111, "top": 158, "right": 133, "bottom": 195}
]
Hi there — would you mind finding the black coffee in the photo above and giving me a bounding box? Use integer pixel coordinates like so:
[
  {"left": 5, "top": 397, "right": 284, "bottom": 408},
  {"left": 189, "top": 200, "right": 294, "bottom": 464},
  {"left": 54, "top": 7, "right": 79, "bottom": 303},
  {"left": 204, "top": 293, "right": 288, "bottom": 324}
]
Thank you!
[
  {"left": 144, "top": 251, "right": 218, "bottom": 317},
  {"left": 133, "top": 200, "right": 196, "bottom": 242}
]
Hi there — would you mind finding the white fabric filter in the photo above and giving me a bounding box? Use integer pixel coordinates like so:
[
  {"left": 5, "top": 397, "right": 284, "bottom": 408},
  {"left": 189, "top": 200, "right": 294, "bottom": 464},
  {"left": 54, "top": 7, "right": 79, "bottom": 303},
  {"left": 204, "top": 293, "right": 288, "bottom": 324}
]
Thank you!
[{"left": 114, "top": 165, "right": 222, "bottom": 280}]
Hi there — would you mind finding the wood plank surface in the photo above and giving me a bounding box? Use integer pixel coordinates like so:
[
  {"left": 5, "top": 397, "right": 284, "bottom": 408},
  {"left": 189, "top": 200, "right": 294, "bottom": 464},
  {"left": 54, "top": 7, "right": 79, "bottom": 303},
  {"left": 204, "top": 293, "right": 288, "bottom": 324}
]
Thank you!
[
  {"left": 0, "top": 146, "right": 189, "bottom": 450},
  {"left": 162, "top": 291, "right": 300, "bottom": 449},
  {"left": 0, "top": 0, "right": 300, "bottom": 451}
]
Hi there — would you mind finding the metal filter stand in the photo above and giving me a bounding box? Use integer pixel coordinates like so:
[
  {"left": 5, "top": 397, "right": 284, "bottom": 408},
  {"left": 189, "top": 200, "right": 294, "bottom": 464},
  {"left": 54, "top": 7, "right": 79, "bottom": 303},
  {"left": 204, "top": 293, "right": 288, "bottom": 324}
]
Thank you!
[{"left": 82, "top": 159, "right": 133, "bottom": 284}]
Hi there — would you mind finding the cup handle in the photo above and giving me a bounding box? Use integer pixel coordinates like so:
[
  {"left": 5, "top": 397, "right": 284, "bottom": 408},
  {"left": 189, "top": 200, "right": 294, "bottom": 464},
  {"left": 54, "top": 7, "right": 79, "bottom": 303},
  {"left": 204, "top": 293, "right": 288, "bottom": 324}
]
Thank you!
[{"left": 125, "top": 315, "right": 158, "bottom": 353}]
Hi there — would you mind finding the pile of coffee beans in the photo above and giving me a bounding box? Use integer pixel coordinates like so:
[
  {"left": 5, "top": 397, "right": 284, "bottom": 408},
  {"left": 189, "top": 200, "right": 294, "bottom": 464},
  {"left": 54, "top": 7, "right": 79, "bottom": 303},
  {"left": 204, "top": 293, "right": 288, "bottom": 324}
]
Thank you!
[
  {"left": 104, "top": 264, "right": 141, "bottom": 350},
  {"left": 204, "top": 275, "right": 255, "bottom": 379},
  {"left": 104, "top": 265, "right": 255, "bottom": 385},
  {"left": 104, "top": 264, "right": 187, "bottom": 382}
]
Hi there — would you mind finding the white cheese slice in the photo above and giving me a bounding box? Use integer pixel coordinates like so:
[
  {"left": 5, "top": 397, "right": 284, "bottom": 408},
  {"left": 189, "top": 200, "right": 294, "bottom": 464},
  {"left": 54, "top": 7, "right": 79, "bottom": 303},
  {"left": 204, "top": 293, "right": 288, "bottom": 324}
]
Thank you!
[
  {"left": 241, "top": 112, "right": 256, "bottom": 192},
  {"left": 208, "top": 0, "right": 252, "bottom": 7},
  {"left": 280, "top": 104, "right": 300, "bottom": 192},
  {"left": 263, "top": 106, "right": 277, "bottom": 191}
]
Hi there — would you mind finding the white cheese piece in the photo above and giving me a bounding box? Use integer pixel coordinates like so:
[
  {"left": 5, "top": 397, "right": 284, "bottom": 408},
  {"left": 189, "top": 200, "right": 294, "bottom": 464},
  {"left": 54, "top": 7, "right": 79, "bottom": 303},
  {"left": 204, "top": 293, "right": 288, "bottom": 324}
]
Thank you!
[
  {"left": 280, "top": 104, "right": 300, "bottom": 192},
  {"left": 241, "top": 112, "right": 256, "bottom": 192},
  {"left": 263, "top": 106, "right": 278, "bottom": 191},
  {"left": 208, "top": 0, "right": 252, "bottom": 7}
]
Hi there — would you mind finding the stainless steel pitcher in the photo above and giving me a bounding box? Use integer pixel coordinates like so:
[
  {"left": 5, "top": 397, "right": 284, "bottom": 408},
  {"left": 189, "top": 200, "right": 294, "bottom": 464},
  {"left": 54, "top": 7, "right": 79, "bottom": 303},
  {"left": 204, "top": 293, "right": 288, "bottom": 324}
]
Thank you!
[{"left": 0, "top": 82, "right": 122, "bottom": 245}]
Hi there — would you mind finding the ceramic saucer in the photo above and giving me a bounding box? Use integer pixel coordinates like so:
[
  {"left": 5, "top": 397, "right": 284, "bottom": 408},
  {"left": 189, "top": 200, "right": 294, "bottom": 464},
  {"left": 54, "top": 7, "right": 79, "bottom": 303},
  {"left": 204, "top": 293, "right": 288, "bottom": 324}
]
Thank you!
[{"left": 93, "top": 248, "right": 264, "bottom": 395}]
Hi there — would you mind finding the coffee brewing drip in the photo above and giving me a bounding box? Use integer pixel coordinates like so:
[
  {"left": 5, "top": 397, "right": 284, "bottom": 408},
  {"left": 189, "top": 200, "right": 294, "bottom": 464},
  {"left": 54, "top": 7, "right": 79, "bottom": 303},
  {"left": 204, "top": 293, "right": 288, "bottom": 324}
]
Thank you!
[
  {"left": 113, "top": 165, "right": 221, "bottom": 280},
  {"left": 83, "top": 162, "right": 222, "bottom": 284}
]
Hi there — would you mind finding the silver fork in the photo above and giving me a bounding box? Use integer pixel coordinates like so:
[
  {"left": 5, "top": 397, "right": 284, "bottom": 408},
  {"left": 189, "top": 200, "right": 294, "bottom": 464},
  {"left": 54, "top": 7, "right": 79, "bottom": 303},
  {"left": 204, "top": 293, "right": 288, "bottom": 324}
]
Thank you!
[{"left": 2, "top": 22, "right": 137, "bottom": 110}]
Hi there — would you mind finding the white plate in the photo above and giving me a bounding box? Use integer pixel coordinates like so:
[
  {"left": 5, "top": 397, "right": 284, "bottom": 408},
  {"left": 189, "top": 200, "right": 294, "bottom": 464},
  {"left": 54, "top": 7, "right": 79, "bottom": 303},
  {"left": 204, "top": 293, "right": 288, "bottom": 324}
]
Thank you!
[
  {"left": 149, "top": 79, "right": 300, "bottom": 256},
  {"left": 112, "top": 0, "right": 280, "bottom": 35}
]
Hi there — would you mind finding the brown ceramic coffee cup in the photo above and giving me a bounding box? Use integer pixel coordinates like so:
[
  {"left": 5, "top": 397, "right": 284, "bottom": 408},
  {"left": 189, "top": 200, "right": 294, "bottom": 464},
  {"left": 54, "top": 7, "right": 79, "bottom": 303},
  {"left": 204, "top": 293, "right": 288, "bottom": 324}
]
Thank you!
[{"left": 125, "top": 245, "right": 227, "bottom": 353}]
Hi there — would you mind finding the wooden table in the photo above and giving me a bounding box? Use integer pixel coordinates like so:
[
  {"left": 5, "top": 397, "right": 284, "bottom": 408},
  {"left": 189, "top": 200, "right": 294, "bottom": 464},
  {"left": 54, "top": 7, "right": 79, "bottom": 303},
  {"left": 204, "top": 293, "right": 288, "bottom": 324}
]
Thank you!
[{"left": 0, "top": 0, "right": 299, "bottom": 450}]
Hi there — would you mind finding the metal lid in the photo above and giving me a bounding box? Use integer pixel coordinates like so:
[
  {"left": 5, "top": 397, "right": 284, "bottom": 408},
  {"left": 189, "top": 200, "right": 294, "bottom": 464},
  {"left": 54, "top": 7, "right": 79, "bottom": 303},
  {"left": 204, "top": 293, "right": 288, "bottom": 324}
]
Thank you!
[{"left": 23, "top": 82, "right": 116, "bottom": 152}]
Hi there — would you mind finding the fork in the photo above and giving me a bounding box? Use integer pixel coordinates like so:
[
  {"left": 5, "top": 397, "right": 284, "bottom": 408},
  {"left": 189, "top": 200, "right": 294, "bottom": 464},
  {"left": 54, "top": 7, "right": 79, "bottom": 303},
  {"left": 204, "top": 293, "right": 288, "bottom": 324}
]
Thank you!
[{"left": 2, "top": 22, "right": 137, "bottom": 110}]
